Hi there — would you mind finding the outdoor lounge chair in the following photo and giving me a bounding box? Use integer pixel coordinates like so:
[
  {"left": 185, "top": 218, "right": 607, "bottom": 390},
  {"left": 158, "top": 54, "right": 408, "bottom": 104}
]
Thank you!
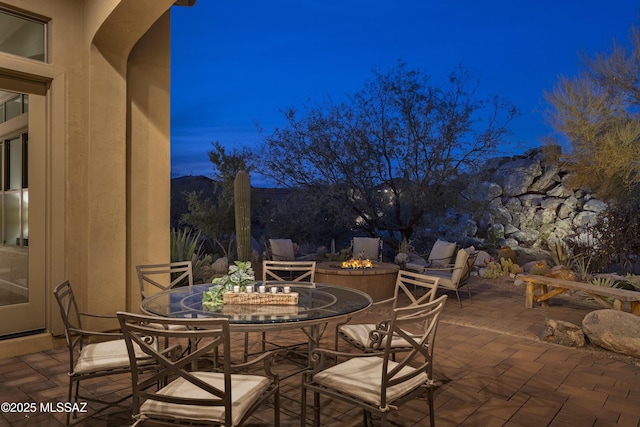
[
  {"left": 352, "top": 237, "right": 383, "bottom": 262},
  {"left": 424, "top": 247, "right": 478, "bottom": 307},
  {"left": 405, "top": 239, "right": 457, "bottom": 272}
]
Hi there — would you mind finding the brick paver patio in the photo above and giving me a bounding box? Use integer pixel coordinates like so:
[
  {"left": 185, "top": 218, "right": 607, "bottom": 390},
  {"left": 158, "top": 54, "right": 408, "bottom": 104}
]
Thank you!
[{"left": 1, "top": 276, "right": 639, "bottom": 426}]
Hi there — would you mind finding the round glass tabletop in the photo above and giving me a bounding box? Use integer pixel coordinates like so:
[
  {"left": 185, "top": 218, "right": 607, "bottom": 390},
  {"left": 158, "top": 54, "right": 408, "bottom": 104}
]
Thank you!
[{"left": 141, "top": 282, "right": 372, "bottom": 329}]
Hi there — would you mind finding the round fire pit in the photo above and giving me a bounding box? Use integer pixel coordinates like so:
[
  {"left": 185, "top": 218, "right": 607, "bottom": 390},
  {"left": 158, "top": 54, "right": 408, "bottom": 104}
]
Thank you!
[{"left": 314, "top": 261, "right": 400, "bottom": 301}]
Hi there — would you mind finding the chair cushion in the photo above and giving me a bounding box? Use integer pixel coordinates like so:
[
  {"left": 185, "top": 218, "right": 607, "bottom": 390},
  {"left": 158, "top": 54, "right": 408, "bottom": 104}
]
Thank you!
[
  {"left": 423, "top": 270, "right": 455, "bottom": 289},
  {"left": 404, "top": 262, "right": 427, "bottom": 272},
  {"left": 140, "top": 371, "right": 271, "bottom": 426},
  {"left": 313, "top": 356, "right": 429, "bottom": 406},
  {"left": 73, "top": 339, "right": 141, "bottom": 374},
  {"left": 451, "top": 249, "right": 470, "bottom": 284},
  {"left": 352, "top": 237, "right": 380, "bottom": 260},
  {"left": 339, "top": 324, "right": 414, "bottom": 349},
  {"left": 428, "top": 240, "right": 456, "bottom": 266},
  {"left": 269, "top": 239, "right": 295, "bottom": 261}
]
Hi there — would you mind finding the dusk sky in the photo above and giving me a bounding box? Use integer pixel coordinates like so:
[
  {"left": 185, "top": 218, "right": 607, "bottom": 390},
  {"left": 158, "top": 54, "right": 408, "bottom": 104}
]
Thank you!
[{"left": 170, "top": 1, "right": 639, "bottom": 184}]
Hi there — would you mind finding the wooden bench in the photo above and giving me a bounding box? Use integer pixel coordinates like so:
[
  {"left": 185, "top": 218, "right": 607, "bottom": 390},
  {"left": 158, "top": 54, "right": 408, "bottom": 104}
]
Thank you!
[{"left": 518, "top": 274, "right": 640, "bottom": 315}]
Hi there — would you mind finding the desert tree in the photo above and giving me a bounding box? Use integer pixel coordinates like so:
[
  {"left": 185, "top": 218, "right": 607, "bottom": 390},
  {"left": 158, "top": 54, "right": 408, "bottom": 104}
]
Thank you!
[
  {"left": 259, "top": 61, "right": 517, "bottom": 250},
  {"left": 545, "top": 25, "right": 640, "bottom": 200}
]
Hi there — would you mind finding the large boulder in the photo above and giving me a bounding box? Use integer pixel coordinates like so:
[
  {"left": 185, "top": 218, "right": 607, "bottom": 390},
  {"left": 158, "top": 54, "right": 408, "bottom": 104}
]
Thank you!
[
  {"left": 495, "top": 159, "right": 542, "bottom": 196},
  {"left": 582, "top": 310, "right": 640, "bottom": 358}
]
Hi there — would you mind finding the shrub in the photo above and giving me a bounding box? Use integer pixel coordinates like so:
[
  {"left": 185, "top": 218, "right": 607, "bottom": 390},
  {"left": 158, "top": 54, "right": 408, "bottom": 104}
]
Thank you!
[{"left": 582, "top": 199, "right": 640, "bottom": 273}]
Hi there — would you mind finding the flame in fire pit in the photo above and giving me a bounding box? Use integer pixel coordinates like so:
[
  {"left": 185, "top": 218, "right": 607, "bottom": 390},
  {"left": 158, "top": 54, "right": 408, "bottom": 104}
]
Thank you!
[{"left": 341, "top": 259, "right": 374, "bottom": 269}]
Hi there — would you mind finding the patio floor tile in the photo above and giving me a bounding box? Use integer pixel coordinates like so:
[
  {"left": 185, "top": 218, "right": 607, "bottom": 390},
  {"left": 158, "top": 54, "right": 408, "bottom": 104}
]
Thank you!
[{"left": 1, "top": 276, "right": 639, "bottom": 426}]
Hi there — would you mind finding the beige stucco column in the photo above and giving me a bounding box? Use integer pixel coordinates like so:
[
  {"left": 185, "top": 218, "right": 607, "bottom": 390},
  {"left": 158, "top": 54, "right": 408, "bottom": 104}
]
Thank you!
[
  {"left": 127, "top": 11, "right": 172, "bottom": 311},
  {"left": 78, "top": 0, "right": 175, "bottom": 325}
]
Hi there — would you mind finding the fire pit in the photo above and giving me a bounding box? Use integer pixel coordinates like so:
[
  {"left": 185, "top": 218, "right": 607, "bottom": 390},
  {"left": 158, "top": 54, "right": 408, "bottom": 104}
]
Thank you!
[
  {"left": 341, "top": 258, "right": 374, "bottom": 269},
  {"left": 315, "top": 261, "right": 400, "bottom": 301}
]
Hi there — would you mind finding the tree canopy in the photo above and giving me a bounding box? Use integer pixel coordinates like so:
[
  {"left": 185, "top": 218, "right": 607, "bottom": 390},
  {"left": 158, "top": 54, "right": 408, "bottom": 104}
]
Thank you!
[
  {"left": 545, "top": 26, "right": 640, "bottom": 201},
  {"left": 259, "top": 62, "right": 518, "bottom": 249}
]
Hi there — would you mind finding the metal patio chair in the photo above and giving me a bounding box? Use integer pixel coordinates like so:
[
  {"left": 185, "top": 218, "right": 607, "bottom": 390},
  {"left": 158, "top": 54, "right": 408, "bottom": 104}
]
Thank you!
[
  {"left": 336, "top": 269, "right": 440, "bottom": 353},
  {"left": 117, "top": 311, "right": 280, "bottom": 426},
  {"left": 302, "top": 295, "right": 447, "bottom": 427},
  {"left": 54, "top": 281, "right": 144, "bottom": 425}
]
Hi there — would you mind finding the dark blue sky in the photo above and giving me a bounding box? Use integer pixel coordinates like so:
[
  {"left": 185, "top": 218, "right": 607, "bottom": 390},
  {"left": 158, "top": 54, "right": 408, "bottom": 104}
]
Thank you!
[{"left": 170, "top": 1, "right": 639, "bottom": 183}]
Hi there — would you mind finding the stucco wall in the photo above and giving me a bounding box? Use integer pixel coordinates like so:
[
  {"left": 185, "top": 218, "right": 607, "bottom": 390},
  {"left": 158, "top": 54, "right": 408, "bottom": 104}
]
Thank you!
[{"left": 0, "top": 0, "right": 180, "bottom": 356}]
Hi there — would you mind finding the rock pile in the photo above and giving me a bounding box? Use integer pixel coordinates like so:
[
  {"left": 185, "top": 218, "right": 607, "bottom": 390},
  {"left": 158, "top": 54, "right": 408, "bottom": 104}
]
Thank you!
[{"left": 437, "top": 147, "right": 606, "bottom": 253}]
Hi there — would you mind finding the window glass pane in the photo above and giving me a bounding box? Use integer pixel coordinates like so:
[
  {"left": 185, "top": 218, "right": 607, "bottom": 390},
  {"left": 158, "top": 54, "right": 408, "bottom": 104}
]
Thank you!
[
  {"left": 0, "top": 103, "right": 4, "bottom": 124},
  {"left": 22, "top": 95, "right": 28, "bottom": 113},
  {"left": 8, "top": 136, "right": 21, "bottom": 190},
  {"left": 22, "top": 189, "right": 28, "bottom": 246},
  {"left": 5, "top": 96, "right": 21, "bottom": 121},
  {"left": 22, "top": 135, "right": 28, "bottom": 188},
  {"left": 0, "top": 10, "right": 46, "bottom": 61},
  {"left": 5, "top": 192, "right": 20, "bottom": 246}
]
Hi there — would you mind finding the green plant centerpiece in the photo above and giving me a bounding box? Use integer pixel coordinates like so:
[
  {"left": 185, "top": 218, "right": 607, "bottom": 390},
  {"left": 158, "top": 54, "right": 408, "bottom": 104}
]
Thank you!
[{"left": 202, "top": 261, "right": 256, "bottom": 307}]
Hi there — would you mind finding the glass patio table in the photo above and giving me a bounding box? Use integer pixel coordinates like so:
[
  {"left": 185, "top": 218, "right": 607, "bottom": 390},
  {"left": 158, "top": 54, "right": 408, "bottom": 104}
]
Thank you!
[{"left": 141, "top": 282, "right": 372, "bottom": 350}]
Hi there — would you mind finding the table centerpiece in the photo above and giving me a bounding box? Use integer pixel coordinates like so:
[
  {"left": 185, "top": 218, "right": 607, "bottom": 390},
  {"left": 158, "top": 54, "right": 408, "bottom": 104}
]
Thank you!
[
  {"left": 202, "top": 261, "right": 298, "bottom": 307},
  {"left": 202, "top": 261, "right": 256, "bottom": 307}
]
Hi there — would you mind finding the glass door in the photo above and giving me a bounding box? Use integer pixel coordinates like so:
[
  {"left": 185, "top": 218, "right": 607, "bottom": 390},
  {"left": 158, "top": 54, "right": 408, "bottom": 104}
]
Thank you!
[{"left": 0, "top": 90, "right": 41, "bottom": 337}]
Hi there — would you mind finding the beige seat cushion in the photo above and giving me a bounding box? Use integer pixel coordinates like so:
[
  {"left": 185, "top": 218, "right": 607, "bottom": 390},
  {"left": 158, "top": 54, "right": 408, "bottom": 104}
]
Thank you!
[
  {"left": 339, "top": 324, "right": 415, "bottom": 349},
  {"left": 423, "top": 269, "right": 455, "bottom": 289},
  {"left": 73, "top": 339, "right": 143, "bottom": 374},
  {"left": 269, "top": 239, "right": 295, "bottom": 261},
  {"left": 140, "top": 371, "right": 271, "bottom": 426},
  {"left": 313, "top": 356, "right": 429, "bottom": 406}
]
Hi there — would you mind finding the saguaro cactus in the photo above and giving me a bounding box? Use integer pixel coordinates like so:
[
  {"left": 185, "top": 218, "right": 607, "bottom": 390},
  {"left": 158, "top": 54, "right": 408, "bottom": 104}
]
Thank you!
[{"left": 234, "top": 170, "right": 251, "bottom": 262}]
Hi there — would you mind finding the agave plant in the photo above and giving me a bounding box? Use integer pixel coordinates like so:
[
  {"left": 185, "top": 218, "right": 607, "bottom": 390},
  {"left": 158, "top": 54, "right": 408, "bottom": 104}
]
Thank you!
[
  {"left": 170, "top": 227, "right": 212, "bottom": 282},
  {"left": 550, "top": 239, "right": 571, "bottom": 267},
  {"left": 622, "top": 274, "right": 640, "bottom": 291},
  {"left": 571, "top": 253, "right": 593, "bottom": 282},
  {"left": 588, "top": 276, "right": 623, "bottom": 305}
]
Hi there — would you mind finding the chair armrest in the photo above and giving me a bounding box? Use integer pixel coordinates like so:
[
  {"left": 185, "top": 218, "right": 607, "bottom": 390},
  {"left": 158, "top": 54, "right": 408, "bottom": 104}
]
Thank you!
[
  {"left": 424, "top": 264, "right": 456, "bottom": 272},
  {"left": 372, "top": 296, "right": 395, "bottom": 307},
  {"left": 228, "top": 350, "right": 280, "bottom": 379},
  {"left": 68, "top": 327, "right": 123, "bottom": 338},
  {"left": 79, "top": 311, "right": 118, "bottom": 319},
  {"left": 427, "top": 256, "right": 452, "bottom": 265}
]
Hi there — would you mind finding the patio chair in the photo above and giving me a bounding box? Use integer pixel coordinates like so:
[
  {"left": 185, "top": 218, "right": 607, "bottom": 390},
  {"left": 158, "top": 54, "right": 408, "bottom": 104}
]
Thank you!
[
  {"left": 135, "top": 261, "right": 193, "bottom": 301},
  {"left": 336, "top": 269, "right": 440, "bottom": 353},
  {"left": 268, "top": 238, "right": 296, "bottom": 261},
  {"left": 117, "top": 311, "right": 280, "bottom": 426},
  {"left": 54, "top": 280, "right": 147, "bottom": 425},
  {"left": 263, "top": 260, "right": 316, "bottom": 282},
  {"left": 302, "top": 294, "right": 447, "bottom": 427},
  {"left": 425, "top": 247, "right": 477, "bottom": 307},
  {"left": 249, "top": 260, "right": 317, "bottom": 363},
  {"left": 405, "top": 239, "right": 457, "bottom": 272},
  {"left": 352, "top": 237, "right": 383, "bottom": 262}
]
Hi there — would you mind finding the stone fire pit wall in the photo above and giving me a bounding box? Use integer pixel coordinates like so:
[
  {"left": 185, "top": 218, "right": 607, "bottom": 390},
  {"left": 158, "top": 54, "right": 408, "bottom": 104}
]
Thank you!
[{"left": 314, "top": 262, "right": 400, "bottom": 301}]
